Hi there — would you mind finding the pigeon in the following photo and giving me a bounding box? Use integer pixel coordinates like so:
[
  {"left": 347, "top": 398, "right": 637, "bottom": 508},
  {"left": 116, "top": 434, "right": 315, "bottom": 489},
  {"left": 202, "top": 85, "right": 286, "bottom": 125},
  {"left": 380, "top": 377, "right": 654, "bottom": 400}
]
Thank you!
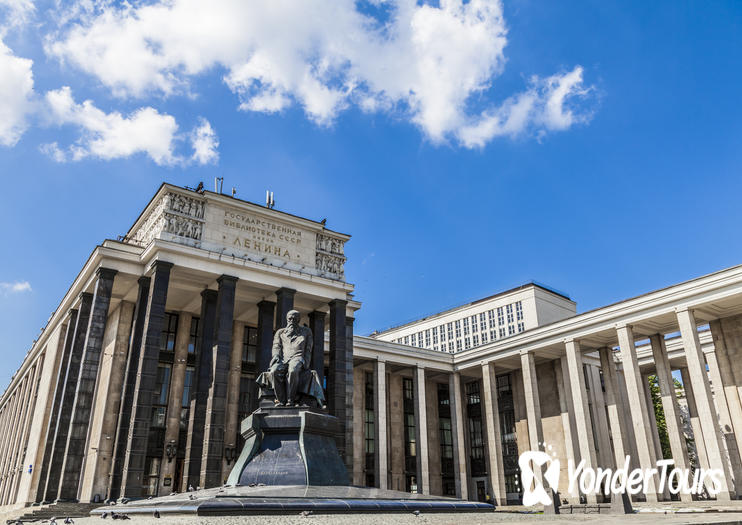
[
  {"left": 120, "top": 516, "right": 130, "bottom": 521},
  {"left": 64, "top": 518, "right": 74, "bottom": 524},
  {"left": 100, "top": 513, "right": 108, "bottom": 519},
  {"left": 153, "top": 511, "right": 160, "bottom": 519},
  {"left": 413, "top": 510, "right": 421, "bottom": 517},
  {"left": 120, "top": 498, "right": 129, "bottom": 505},
  {"left": 300, "top": 510, "right": 312, "bottom": 517},
  {"left": 187, "top": 485, "right": 194, "bottom": 492}
]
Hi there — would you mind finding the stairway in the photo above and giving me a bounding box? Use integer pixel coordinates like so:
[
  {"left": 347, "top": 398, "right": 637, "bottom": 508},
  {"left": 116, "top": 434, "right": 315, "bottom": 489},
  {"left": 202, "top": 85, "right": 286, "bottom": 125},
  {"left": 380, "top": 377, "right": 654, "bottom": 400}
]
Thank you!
[{"left": 12, "top": 502, "right": 101, "bottom": 522}]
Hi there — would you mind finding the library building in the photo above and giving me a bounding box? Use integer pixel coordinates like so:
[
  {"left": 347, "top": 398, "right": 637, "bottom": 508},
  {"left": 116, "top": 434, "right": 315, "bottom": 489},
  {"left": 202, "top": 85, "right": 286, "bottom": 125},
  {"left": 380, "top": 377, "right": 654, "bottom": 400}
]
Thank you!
[{"left": 2, "top": 182, "right": 742, "bottom": 512}]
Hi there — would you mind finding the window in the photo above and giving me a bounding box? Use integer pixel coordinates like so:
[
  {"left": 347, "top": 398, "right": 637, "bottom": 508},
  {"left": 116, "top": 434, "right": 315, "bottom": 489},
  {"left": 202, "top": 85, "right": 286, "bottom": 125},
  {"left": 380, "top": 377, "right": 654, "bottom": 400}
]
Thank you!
[
  {"left": 462, "top": 318, "right": 469, "bottom": 336},
  {"left": 506, "top": 304, "right": 514, "bottom": 324},
  {"left": 490, "top": 330, "right": 497, "bottom": 340},
  {"left": 471, "top": 315, "right": 478, "bottom": 333},
  {"left": 447, "top": 322, "right": 453, "bottom": 340},
  {"left": 472, "top": 334, "right": 479, "bottom": 347},
  {"left": 456, "top": 340, "right": 462, "bottom": 351},
  {"left": 516, "top": 301, "right": 523, "bottom": 321},
  {"left": 188, "top": 317, "right": 200, "bottom": 353},
  {"left": 364, "top": 372, "right": 375, "bottom": 486},
  {"left": 464, "top": 337, "right": 471, "bottom": 349},
  {"left": 448, "top": 341, "right": 454, "bottom": 352},
  {"left": 425, "top": 329, "right": 431, "bottom": 347},
  {"left": 439, "top": 325, "right": 446, "bottom": 342},
  {"left": 481, "top": 331, "right": 488, "bottom": 344},
  {"left": 403, "top": 336, "right": 409, "bottom": 345},
  {"left": 432, "top": 327, "right": 439, "bottom": 345},
  {"left": 160, "top": 313, "right": 178, "bottom": 352},
  {"left": 411, "top": 333, "right": 416, "bottom": 346},
  {"left": 152, "top": 364, "right": 171, "bottom": 428},
  {"left": 144, "top": 457, "right": 161, "bottom": 496},
  {"left": 497, "top": 307, "right": 505, "bottom": 326},
  {"left": 488, "top": 310, "right": 496, "bottom": 329},
  {"left": 439, "top": 417, "right": 453, "bottom": 460},
  {"left": 180, "top": 366, "right": 195, "bottom": 429},
  {"left": 242, "top": 326, "right": 258, "bottom": 363},
  {"left": 454, "top": 320, "right": 461, "bottom": 338},
  {"left": 479, "top": 313, "right": 487, "bottom": 332},
  {"left": 508, "top": 325, "right": 515, "bottom": 336},
  {"left": 517, "top": 322, "right": 525, "bottom": 333},
  {"left": 499, "top": 327, "right": 506, "bottom": 338}
]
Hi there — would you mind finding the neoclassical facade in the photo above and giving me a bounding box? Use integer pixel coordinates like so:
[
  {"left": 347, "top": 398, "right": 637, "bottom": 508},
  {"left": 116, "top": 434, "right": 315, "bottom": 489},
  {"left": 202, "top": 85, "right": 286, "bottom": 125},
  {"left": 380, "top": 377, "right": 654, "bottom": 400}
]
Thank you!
[{"left": 1, "top": 182, "right": 742, "bottom": 511}]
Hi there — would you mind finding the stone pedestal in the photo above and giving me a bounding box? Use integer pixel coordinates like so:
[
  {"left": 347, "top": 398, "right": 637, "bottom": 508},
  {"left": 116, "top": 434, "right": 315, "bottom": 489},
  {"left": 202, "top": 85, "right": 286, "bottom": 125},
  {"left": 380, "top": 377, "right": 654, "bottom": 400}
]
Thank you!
[{"left": 227, "top": 407, "right": 349, "bottom": 487}]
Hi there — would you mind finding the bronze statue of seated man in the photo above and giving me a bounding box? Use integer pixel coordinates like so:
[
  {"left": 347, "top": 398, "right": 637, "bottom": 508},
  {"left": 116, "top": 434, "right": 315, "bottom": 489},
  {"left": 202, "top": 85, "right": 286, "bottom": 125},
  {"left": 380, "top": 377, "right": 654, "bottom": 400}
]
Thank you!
[{"left": 256, "top": 310, "right": 326, "bottom": 408}]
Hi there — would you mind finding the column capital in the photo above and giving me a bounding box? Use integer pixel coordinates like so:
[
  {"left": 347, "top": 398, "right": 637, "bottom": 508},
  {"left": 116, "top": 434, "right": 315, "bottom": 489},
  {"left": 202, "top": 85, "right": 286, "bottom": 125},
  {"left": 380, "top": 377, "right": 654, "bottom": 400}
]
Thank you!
[
  {"left": 96, "top": 267, "right": 118, "bottom": 279},
  {"left": 78, "top": 290, "right": 93, "bottom": 302},
  {"left": 674, "top": 305, "right": 691, "bottom": 314},
  {"left": 258, "top": 299, "right": 276, "bottom": 309},
  {"left": 217, "top": 274, "right": 238, "bottom": 286},
  {"left": 137, "top": 275, "right": 151, "bottom": 287},
  {"left": 275, "top": 286, "right": 296, "bottom": 297},
  {"left": 149, "top": 260, "right": 174, "bottom": 273},
  {"left": 201, "top": 288, "right": 218, "bottom": 301},
  {"left": 328, "top": 298, "right": 347, "bottom": 308}
]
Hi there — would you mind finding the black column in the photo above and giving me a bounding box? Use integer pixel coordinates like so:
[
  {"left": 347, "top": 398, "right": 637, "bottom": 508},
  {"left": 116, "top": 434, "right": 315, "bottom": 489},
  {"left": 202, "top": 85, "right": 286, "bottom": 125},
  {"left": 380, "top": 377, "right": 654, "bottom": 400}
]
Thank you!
[
  {"left": 201, "top": 275, "right": 237, "bottom": 488},
  {"left": 35, "top": 309, "right": 77, "bottom": 503},
  {"left": 308, "top": 311, "right": 326, "bottom": 387},
  {"left": 120, "top": 261, "right": 172, "bottom": 498},
  {"left": 252, "top": 300, "right": 275, "bottom": 411},
  {"left": 274, "top": 287, "right": 295, "bottom": 330},
  {"left": 183, "top": 288, "right": 217, "bottom": 491},
  {"left": 43, "top": 292, "right": 92, "bottom": 503},
  {"left": 57, "top": 268, "right": 117, "bottom": 501},
  {"left": 108, "top": 277, "right": 150, "bottom": 501},
  {"left": 344, "top": 316, "right": 355, "bottom": 474},
  {"left": 328, "top": 299, "right": 347, "bottom": 461}
]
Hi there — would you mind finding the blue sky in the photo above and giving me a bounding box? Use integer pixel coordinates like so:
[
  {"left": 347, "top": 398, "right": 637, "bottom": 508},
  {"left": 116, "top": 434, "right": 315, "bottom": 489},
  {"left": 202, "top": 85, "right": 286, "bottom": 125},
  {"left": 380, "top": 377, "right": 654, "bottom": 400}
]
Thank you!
[{"left": 1, "top": 1, "right": 741, "bottom": 387}]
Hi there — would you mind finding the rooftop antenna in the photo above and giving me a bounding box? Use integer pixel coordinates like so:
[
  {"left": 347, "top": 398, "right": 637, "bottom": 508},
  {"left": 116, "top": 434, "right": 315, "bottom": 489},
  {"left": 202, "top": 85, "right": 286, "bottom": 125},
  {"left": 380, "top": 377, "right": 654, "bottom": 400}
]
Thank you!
[
  {"left": 266, "top": 190, "right": 275, "bottom": 209},
  {"left": 214, "top": 177, "right": 224, "bottom": 194}
]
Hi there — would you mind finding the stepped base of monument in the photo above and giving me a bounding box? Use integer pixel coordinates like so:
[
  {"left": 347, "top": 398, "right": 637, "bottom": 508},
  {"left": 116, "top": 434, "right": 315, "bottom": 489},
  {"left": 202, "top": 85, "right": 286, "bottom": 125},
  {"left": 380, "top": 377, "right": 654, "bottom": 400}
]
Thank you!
[{"left": 89, "top": 485, "right": 494, "bottom": 515}]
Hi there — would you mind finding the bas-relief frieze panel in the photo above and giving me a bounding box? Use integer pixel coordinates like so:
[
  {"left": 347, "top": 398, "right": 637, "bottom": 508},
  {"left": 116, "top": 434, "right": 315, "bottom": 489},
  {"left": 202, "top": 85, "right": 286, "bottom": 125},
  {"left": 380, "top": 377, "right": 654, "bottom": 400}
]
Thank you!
[{"left": 131, "top": 190, "right": 347, "bottom": 280}]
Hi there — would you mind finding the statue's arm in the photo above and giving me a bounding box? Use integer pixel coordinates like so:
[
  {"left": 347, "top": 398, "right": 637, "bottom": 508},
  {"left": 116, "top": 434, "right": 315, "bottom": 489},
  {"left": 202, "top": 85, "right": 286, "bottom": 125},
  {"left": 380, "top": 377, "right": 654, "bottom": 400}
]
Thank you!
[
  {"left": 305, "top": 328, "right": 313, "bottom": 368},
  {"left": 271, "top": 329, "right": 283, "bottom": 365}
]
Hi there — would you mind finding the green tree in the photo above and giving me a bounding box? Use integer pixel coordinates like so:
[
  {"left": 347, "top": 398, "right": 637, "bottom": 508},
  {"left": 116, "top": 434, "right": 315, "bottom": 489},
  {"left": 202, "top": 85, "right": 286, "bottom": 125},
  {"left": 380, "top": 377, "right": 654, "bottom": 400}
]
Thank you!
[{"left": 647, "top": 374, "right": 672, "bottom": 460}]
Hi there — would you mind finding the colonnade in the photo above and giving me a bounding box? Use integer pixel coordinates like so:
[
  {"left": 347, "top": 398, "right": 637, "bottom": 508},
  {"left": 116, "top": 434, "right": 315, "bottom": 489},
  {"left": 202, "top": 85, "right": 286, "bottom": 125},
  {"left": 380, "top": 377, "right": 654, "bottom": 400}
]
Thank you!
[{"left": 10, "top": 261, "right": 353, "bottom": 505}]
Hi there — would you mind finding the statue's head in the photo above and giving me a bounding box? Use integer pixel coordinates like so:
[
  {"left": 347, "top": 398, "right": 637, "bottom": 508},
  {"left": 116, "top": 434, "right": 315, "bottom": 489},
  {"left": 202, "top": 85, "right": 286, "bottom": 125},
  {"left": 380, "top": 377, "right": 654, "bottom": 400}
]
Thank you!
[{"left": 286, "top": 310, "right": 300, "bottom": 326}]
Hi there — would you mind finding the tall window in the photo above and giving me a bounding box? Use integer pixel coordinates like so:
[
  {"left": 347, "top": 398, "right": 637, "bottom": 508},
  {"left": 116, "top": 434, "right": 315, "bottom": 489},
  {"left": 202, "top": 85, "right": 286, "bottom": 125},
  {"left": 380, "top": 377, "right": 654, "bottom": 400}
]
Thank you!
[
  {"left": 439, "top": 325, "right": 446, "bottom": 342},
  {"left": 424, "top": 329, "right": 431, "bottom": 347},
  {"left": 472, "top": 334, "right": 479, "bottom": 347},
  {"left": 506, "top": 304, "right": 514, "bottom": 323},
  {"left": 479, "top": 313, "right": 487, "bottom": 332},
  {"left": 403, "top": 377, "right": 417, "bottom": 492},
  {"left": 464, "top": 337, "right": 471, "bottom": 349},
  {"left": 456, "top": 340, "right": 462, "bottom": 352},
  {"left": 466, "top": 381, "right": 485, "bottom": 477},
  {"left": 180, "top": 366, "right": 194, "bottom": 429},
  {"left": 488, "top": 310, "right": 496, "bottom": 329},
  {"left": 364, "top": 372, "right": 375, "bottom": 487},
  {"left": 160, "top": 313, "right": 178, "bottom": 352},
  {"left": 432, "top": 327, "right": 439, "bottom": 345},
  {"left": 463, "top": 318, "right": 470, "bottom": 336},
  {"left": 470, "top": 315, "right": 478, "bottom": 333},
  {"left": 481, "top": 331, "right": 488, "bottom": 344},
  {"left": 447, "top": 323, "right": 453, "bottom": 340},
  {"left": 497, "top": 307, "right": 505, "bottom": 326},
  {"left": 410, "top": 333, "right": 417, "bottom": 346},
  {"left": 152, "top": 364, "right": 171, "bottom": 428},
  {"left": 144, "top": 457, "right": 161, "bottom": 496},
  {"left": 497, "top": 373, "right": 521, "bottom": 503},
  {"left": 516, "top": 301, "right": 523, "bottom": 321},
  {"left": 188, "top": 317, "right": 200, "bottom": 354},
  {"left": 242, "top": 326, "right": 258, "bottom": 364},
  {"left": 454, "top": 320, "right": 461, "bottom": 338}
]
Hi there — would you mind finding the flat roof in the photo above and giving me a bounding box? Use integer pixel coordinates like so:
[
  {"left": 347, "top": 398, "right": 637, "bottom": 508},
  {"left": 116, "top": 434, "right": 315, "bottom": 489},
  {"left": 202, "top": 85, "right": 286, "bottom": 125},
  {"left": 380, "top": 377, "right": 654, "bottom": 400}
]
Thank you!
[{"left": 372, "top": 281, "right": 573, "bottom": 336}]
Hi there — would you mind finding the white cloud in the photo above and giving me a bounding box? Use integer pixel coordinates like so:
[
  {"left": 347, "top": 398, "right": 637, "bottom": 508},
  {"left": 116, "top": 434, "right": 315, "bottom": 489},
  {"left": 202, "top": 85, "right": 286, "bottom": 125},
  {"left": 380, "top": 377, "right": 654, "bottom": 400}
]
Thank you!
[
  {"left": 46, "top": 0, "right": 593, "bottom": 148},
  {"left": 0, "top": 38, "right": 34, "bottom": 146},
  {"left": 0, "top": 0, "right": 34, "bottom": 32},
  {"left": 43, "top": 86, "right": 181, "bottom": 165},
  {"left": 191, "top": 118, "right": 219, "bottom": 165},
  {"left": 0, "top": 280, "right": 32, "bottom": 294}
]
